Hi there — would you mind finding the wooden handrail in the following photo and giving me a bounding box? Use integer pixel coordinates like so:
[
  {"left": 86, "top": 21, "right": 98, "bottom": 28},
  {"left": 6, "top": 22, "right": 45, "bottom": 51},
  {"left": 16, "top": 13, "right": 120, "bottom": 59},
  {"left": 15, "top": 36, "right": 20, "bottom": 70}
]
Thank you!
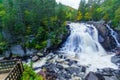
[{"left": 0, "top": 59, "right": 24, "bottom": 80}]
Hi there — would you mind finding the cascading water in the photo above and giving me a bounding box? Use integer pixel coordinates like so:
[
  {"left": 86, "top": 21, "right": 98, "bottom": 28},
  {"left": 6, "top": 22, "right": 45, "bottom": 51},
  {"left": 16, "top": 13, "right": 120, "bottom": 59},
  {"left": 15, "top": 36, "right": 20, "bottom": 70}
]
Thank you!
[
  {"left": 61, "top": 23, "right": 117, "bottom": 72},
  {"left": 106, "top": 24, "right": 120, "bottom": 47}
]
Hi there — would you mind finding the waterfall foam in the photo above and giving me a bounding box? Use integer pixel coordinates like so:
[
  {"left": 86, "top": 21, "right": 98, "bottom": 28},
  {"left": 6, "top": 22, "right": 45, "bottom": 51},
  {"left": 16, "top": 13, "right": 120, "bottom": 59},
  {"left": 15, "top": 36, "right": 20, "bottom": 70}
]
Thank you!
[{"left": 61, "top": 23, "right": 117, "bottom": 72}]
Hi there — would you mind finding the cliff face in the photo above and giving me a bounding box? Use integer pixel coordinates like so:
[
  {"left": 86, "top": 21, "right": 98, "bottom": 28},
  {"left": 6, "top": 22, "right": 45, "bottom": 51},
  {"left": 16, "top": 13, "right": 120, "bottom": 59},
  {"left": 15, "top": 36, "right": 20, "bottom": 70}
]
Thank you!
[{"left": 87, "top": 21, "right": 120, "bottom": 51}]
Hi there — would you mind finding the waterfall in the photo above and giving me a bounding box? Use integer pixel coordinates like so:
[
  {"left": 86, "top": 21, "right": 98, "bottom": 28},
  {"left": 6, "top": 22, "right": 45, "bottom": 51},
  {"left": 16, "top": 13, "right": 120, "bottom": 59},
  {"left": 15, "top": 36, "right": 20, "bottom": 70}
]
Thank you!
[
  {"left": 61, "top": 23, "right": 105, "bottom": 55},
  {"left": 106, "top": 24, "right": 120, "bottom": 47},
  {"left": 60, "top": 23, "right": 117, "bottom": 72}
]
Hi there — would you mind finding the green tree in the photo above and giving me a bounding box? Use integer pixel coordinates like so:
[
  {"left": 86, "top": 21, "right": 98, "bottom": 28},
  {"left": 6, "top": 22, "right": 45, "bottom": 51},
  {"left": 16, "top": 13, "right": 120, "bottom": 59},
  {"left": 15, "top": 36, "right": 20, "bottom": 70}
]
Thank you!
[{"left": 78, "top": 0, "right": 86, "bottom": 20}]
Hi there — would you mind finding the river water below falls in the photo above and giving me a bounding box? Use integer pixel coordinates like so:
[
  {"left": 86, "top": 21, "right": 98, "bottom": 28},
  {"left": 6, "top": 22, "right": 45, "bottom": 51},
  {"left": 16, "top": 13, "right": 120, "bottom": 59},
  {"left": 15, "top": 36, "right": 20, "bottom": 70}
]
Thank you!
[{"left": 60, "top": 23, "right": 117, "bottom": 72}]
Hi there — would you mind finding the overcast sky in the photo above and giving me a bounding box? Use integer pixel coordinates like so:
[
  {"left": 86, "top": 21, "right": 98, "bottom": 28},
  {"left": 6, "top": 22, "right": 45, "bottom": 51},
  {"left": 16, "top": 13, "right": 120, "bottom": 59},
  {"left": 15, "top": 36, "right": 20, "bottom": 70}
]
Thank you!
[{"left": 56, "top": 0, "right": 81, "bottom": 9}]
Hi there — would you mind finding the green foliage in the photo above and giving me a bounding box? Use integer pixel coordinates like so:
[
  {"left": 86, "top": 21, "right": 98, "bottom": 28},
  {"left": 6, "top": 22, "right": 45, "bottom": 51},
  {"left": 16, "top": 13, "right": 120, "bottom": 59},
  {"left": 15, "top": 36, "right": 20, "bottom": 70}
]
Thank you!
[
  {"left": 35, "top": 41, "right": 47, "bottom": 50},
  {"left": 21, "top": 64, "right": 43, "bottom": 80},
  {"left": 36, "top": 27, "right": 45, "bottom": 40},
  {"left": 0, "top": 33, "right": 3, "bottom": 41},
  {"left": 35, "top": 44, "right": 42, "bottom": 50},
  {"left": 26, "top": 26, "right": 32, "bottom": 35},
  {"left": 0, "top": 33, "right": 7, "bottom": 54},
  {"left": 0, "top": 10, "right": 6, "bottom": 16},
  {"left": 0, "top": 0, "right": 76, "bottom": 51},
  {"left": 0, "top": 41, "right": 7, "bottom": 54},
  {"left": 114, "top": 7, "right": 120, "bottom": 23},
  {"left": 103, "top": 13, "right": 109, "bottom": 21},
  {"left": 84, "top": 12, "right": 91, "bottom": 21},
  {"left": 78, "top": 0, "right": 120, "bottom": 28}
]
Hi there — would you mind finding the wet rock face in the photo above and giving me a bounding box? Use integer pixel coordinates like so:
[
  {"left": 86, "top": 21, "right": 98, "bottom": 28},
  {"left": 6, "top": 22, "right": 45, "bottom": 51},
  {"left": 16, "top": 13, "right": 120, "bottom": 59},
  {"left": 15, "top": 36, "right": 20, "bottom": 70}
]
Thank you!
[
  {"left": 33, "top": 53, "right": 120, "bottom": 80},
  {"left": 96, "top": 67, "right": 120, "bottom": 80},
  {"left": 117, "top": 31, "right": 120, "bottom": 42},
  {"left": 36, "top": 53, "right": 86, "bottom": 80},
  {"left": 87, "top": 21, "right": 117, "bottom": 51},
  {"left": 41, "top": 62, "right": 85, "bottom": 80},
  {"left": 87, "top": 21, "right": 107, "bottom": 38},
  {"left": 10, "top": 45, "right": 25, "bottom": 57},
  {"left": 111, "top": 55, "right": 120, "bottom": 65},
  {"left": 85, "top": 72, "right": 105, "bottom": 80},
  {"left": 87, "top": 21, "right": 108, "bottom": 50},
  {"left": 97, "top": 68, "right": 115, "bottom": 76},
  {"left": 85, "top": 68, "right": 120, "bottom": 80},
  {"left": 112, "top": 47, "right": 120, "bottom": 55},
  {"left": 3, "top": 50, "right": 11, "bottom": 58},
  {"left": 26, "top": 48, "right": 38, "bottom": 56},
  {"left": 98, "top": 35, "right": 104, "bottom": 43},
  {"left": 32, "top": 55, "right": 39, "bottom": 62}
]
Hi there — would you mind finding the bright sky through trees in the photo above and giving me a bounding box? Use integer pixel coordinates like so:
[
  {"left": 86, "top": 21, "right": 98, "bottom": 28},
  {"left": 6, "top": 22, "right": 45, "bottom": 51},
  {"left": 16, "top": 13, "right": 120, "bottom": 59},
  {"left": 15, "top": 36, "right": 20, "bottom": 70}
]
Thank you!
[{"left": 56, "top": 0, "right": 81, "bottom": 9}]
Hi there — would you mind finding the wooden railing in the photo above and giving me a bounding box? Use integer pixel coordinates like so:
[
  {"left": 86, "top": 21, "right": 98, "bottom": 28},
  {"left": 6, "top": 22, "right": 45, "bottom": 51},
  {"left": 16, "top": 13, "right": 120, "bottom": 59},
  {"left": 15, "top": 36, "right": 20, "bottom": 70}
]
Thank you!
[{"left": 0, "top": 60, "right": 23, "bottom": 80}]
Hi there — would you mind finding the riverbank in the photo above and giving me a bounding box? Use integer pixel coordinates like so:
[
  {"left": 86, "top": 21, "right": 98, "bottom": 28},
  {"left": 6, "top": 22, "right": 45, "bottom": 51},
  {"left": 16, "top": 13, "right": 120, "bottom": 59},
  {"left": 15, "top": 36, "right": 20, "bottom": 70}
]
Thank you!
[{"left": 29, "top": 51, "right": 120, "bottom": 80}]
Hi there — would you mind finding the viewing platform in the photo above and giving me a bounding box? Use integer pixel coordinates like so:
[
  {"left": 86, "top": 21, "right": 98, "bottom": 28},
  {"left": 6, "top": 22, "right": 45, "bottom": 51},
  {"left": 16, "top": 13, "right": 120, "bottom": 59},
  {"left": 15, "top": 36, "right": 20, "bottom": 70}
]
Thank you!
[{"left": 0, "top": 60, "right": 23, "bottom": 80}]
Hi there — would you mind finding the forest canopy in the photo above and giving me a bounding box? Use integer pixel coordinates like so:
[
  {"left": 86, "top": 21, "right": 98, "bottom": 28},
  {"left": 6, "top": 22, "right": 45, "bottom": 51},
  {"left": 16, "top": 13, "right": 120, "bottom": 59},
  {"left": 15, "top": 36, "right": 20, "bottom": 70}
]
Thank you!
[
  {"left": 0, "top": 0, "right": 77, "bottom": 53},
  {"left": 78, "top": 0, "right": 120, "bottom": 28}
]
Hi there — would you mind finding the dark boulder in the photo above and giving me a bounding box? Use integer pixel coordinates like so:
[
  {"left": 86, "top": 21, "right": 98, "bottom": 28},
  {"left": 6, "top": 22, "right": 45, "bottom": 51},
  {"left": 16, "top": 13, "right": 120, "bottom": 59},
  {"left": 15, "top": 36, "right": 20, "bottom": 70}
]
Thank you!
[
  {"left": 111, "top": 55, "right": 120, "bottom": 65},
  {"left": 65, "top": 59, "right": 78, "bottom": 66},
  {"left": 32, "top": 55, "right": 39, "bottom": 62},
  {"left": 104, "top": 76, "right": 119, "bottom": 80},
  {"left": 103, "top": 70, "right": 120, "bottom": 80},
  {"left": 26, "top": 48, "right": 37, "bottom": 56},
  {"left": 112, "top": 47, "right": 120, "bottom": 55},
  {"left": 37, "top": 52, "right": 44, "bottom": 57},
  {"left": 65, "top": 67, "right": 81, "bottom": 75},
  {"left": 85, "top": 72, "right": 105, "bottom": 80},
  {"left": 114, "top": 70, "right": 120, "bottom": 80},
  {"left": 97, "top": 68, "right": 115, "bottom": 76}
]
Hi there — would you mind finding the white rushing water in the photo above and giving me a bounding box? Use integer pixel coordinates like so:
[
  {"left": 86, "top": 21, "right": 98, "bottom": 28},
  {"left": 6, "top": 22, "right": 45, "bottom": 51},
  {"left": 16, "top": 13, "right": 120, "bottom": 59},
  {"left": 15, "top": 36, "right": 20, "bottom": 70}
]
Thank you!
[
  {"left": 61, "top": 23, "right": 117, "bottom": 72},
  {"left": 106, "top": 24, "right": 120, "bottom": 47}
]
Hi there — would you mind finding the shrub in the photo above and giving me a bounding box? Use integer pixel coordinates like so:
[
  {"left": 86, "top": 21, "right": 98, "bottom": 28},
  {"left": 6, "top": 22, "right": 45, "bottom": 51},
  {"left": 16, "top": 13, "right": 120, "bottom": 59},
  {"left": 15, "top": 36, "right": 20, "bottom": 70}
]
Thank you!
[
  {"left": 21, "top": 64, "right": 43, "bottom": 80},
  {"left": 0, "top": 41, "right": 7, "bottom": 54}
]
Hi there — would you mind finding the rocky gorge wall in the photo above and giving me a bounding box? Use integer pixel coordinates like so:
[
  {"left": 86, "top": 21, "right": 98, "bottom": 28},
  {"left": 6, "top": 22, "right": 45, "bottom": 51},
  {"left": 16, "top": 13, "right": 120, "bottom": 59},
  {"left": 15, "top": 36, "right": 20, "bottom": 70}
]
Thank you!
[{"left": 87, "top": 21, "right": 120, "bottom": 52}]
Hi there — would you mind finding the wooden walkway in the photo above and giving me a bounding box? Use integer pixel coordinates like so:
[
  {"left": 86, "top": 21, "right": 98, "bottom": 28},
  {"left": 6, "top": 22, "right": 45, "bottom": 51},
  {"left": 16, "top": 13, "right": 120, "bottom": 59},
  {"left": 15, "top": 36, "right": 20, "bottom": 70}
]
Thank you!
[{"left": 0, "top": 73, "right": 9, "bottom": 80}]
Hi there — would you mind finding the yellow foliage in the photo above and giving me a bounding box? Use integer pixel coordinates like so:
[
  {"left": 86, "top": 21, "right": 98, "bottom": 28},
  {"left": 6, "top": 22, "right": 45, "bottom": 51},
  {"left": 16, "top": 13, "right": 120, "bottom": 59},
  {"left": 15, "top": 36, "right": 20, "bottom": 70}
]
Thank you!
[
  {"left": 76, "top": 11, "right": 82, "bottom": 21},
  {"left": 103, "top": 13, "right": 109, "bottom": 21},
  {"left": 63, "top": 21, "right": 67, "bottom": 26}
]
